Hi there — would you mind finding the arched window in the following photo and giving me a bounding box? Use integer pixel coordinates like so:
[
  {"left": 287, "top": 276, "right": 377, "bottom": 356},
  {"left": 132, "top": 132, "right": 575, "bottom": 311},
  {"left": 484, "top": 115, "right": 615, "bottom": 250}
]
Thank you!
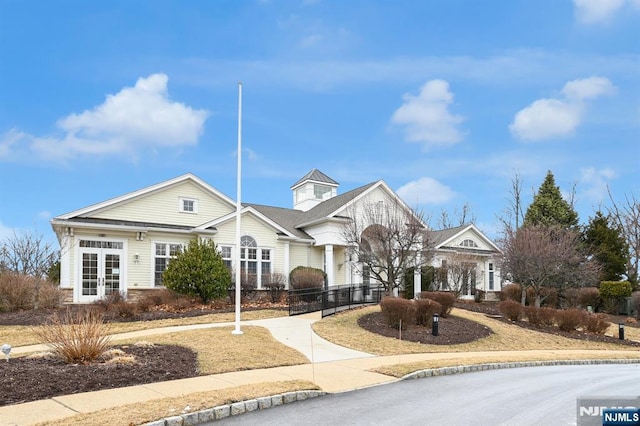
[
  {"left": 238, "top": 235, "right": 271, "bottom": 288},
  {"left": 460, "top": 239, "right": 479, "bottom": 248}
]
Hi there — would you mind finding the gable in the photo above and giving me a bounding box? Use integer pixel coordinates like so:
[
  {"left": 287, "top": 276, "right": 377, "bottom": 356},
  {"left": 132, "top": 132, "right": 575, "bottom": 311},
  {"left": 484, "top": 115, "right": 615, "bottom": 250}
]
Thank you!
[
  {"left": 435, "top": 225, "right": 500, "bottom": 253},
  {"left": 59, "top": 176, "right": 236, "bottom": 228}
]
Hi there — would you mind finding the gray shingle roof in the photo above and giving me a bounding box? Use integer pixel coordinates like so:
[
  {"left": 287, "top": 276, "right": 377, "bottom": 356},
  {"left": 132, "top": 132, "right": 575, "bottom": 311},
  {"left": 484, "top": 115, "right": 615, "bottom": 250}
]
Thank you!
[
  {"left": 243, "top": 204, "right": 312, "bottom": 239},
  {"left": 290, "top": 169, "right": 339, "bottom": 189},
  {"left": 429, "top": 224, "right": 469, "bottom": 247},
  {"left": 246, "top": 181, "right": 378, "bottom": 236}
]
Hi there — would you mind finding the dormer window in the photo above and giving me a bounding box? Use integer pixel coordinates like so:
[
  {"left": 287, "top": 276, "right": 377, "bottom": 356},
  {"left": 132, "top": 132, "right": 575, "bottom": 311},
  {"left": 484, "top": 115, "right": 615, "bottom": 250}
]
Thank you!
[
  {"left": 179, "top": 197, "right": 198, "bottom": 213},
  {"left": 460, "top": 239, "right": 478, "bottom": 248}
]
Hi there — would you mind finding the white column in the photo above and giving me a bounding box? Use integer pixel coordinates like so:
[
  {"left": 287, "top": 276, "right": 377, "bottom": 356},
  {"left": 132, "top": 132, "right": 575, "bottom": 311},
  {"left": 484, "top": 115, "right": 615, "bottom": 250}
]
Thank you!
[
  {"left": 325, "top": 244, "right": 334, "bottom": 287},
  {"left": 284, "top": 241, "right": 290, "bottom": 289},
  {"left": 414, "top": 250, "right": 422, "bottom": 299}
]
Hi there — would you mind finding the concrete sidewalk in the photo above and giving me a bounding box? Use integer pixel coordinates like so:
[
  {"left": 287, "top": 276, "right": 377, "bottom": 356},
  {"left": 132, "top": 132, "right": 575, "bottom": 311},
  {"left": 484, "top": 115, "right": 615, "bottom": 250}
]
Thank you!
[{"left": 2, "top": 312, "right": 640, "bottom": 426}]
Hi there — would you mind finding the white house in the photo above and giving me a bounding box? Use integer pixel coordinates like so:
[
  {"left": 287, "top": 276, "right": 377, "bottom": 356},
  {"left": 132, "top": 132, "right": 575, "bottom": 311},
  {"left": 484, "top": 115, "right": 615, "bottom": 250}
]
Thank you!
[{"left": 51, "top": 170, "right": 502, "bottom": 303}]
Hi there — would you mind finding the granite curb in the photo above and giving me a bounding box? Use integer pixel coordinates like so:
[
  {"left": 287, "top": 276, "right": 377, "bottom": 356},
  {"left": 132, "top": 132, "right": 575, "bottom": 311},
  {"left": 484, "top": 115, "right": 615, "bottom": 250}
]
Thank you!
[
  {"left": 141, "top": 390, "right": 327, "bottom": 426},
  {"left": 401, "top": 358, "right": 640, "bottom": 381}
]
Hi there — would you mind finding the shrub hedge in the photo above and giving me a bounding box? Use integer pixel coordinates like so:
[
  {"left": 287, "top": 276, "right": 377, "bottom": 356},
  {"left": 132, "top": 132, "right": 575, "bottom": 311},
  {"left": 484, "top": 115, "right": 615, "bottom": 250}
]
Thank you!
[
  {"left": 414, "top": 298, "right": 442, "bottom": 326},
  {"left": 380, "top": 297, "right": 414, "bottom": 329},
  {"left": 420, "top": 291, "right": 456, "bottom": 317},
  {"left": 498, "top": 300, "right": 522, "bottom": 321}
]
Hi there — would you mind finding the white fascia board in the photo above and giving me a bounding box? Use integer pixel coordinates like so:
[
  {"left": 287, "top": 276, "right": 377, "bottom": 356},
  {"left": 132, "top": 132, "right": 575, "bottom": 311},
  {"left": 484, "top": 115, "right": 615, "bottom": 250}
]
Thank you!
[{"left": 51, "top": 219, "right": 216, "bottom": 236}]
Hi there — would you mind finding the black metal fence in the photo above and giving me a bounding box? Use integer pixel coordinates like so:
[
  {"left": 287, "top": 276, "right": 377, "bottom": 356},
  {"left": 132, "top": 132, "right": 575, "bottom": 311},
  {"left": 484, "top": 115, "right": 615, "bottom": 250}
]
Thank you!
[{"left": 288, "top": 284, "right": 385, "bottom": 317}]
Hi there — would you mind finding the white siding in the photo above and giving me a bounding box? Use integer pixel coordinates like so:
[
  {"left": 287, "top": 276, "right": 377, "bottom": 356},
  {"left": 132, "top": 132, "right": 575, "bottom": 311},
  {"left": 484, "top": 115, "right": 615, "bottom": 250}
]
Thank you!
[{"left": 88, "top": 181, "right": 234, "bottom": 226}]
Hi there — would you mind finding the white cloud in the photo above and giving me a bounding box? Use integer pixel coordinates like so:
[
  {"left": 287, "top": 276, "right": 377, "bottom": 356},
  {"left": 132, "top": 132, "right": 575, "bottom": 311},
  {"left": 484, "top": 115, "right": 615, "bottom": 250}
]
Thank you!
[
  {"left": 579, "top": 167, "right": 616, "bottom": 203},
  {"left": 509, "top": 76, "right": 615, "bottom": 141},
  {"left": 391, "top": 80, "right": 464, "bottom": 149},
  {"left": 6, "top": 74, "right": 208, "bottom": 163},
  {"left": 561, "top": 76, "right": 616, "bottom": 101},
  {"left": 396, "top": 177, "right": 456, "bottom": 206},
  {"left": 572, "top": 0, "right": 640, "bottom": 23}
]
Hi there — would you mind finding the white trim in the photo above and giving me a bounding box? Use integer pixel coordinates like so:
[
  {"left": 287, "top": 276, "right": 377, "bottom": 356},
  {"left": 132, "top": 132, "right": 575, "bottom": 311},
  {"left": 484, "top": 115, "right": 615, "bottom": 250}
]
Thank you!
[{"left": 179, "top": 197, "right": 199, "bottom": 214}]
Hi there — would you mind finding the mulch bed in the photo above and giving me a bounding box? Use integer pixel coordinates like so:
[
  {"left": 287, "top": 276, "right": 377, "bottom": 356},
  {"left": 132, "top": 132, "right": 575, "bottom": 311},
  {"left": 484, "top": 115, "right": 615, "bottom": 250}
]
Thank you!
[
  {"left": 454, "top": 302, "right": 640, "bottom": 347},
  {"left": 358, "top": 311, "right": 492, "bottom": 345},
  {"left": 0, "top": 344, "right": 199, "bottom": 406}
]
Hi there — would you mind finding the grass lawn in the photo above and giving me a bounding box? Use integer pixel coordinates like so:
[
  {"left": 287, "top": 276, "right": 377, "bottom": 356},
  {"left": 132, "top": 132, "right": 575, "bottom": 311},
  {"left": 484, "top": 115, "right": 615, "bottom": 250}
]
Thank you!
[{"left": 1, "top": 309, "right": 287, "bottom": 347}]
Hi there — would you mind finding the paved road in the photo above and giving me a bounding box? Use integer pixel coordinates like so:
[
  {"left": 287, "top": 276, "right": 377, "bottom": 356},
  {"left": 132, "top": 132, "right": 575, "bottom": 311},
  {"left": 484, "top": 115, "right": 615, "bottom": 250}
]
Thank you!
[{"left": 210, "top": 364, "right": 640, "bottom": 426}]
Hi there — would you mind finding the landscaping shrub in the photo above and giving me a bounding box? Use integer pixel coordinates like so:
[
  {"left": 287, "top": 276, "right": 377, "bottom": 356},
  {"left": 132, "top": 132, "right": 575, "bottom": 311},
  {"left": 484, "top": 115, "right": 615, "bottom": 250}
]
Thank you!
[
  {"left": 414, "top": 298, "right": 442, "bottom": 326},
  {"left": 555, "top": 309, "right": 588, "bottom": 332},
  {"left": 584, "top": 313, "right": 611, "bottom": 335},
  {"left": 498, "top": 300, "right": 522, "bottom": 321},
  {"left": 0, "top": 272, "right": 36, "bottom": 311},
  {"left": 289, "top": 266, "right": 325, "bottom": 303},
  {"left": 500, "top": 283, "right": 522, "bottom": 302},
  {"left": 599, "top": 281, "right": 633, "bottom": 298},
  {"left": 35, "top": 308, "right": 112, "bottom": 364},
  {"left": 420, "top": 291, "right": 455, "bottom": 317},
  {"left": 523, "top": 306, "right": 543, "bottom": 327},
  {"left": 163, "top": 238, "right": 232, "bottom": 303},
  {"left": 136, "top": 290, "right": 166, "bottom": 312},
  {"left": 538, "top": 307, "right": 557, "bottom": 326},
  {"left": 380, "top": 297, "right": 414, "bottom": 329},
  {"left": 578, "top": 287, "right": 601, "bottom": 310},
  {"left": 37, "top": 281, "right": 64, "bottom": 309}
]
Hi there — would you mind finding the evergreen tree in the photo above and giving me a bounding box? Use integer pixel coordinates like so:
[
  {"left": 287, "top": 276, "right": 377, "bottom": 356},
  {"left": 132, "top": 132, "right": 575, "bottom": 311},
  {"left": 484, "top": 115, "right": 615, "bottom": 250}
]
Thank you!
[
  {"left": 524, "top": 170, "right": 579, "bottom": 229},
  {"left": 163, "top": 238, "right": 231, "bottom": 303},
  {"left": 583, "top": 211, "right": 629, "bottom": 282}
]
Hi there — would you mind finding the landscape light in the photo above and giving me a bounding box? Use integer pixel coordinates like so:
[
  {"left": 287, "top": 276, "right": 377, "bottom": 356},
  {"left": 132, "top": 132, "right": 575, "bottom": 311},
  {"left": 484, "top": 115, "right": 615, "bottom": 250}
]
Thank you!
[{"left": 1, "top": 343, "right": 11, "bottom": 361}]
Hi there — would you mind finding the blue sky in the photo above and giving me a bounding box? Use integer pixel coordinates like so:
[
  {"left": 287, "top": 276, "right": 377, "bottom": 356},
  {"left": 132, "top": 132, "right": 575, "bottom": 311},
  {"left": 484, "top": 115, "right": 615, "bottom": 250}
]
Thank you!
[{"left": 1, "top": 0, "right": 638, "bottom": 244}]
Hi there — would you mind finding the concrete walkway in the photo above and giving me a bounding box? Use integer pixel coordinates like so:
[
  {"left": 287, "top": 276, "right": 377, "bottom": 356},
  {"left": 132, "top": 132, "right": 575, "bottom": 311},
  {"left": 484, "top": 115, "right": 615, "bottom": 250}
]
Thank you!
[{"left": 2, "top": 312, "right": 640, "bottom": 426}]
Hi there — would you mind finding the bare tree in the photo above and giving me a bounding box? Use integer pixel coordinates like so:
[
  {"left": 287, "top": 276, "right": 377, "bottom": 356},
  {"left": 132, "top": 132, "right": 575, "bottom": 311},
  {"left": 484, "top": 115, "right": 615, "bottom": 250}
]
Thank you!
[
  {"left": 440, "top": 251, "right": 479, "bottom": 298},
  {"left": 607, "top": 190, "right": 640, "bottom": 285},
  {"left": 497, "top": 171, "right": 525, "bottom": 233},
  {"left": 500, "top": 225, "right": 600, "bottom": 307},
  {"left": 438, "top": 203, "right": 476, "bottom": 229},
  {"left": 341, "top": 200, "right": 434, "bottom": 295},
  {"left": 0, "top": 229, "right": 59, "bottom": 279}
]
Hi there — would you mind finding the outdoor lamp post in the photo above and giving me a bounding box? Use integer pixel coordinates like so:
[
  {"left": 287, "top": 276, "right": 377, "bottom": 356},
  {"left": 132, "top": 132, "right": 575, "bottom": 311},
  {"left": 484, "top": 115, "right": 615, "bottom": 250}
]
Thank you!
[
  {"left": 432, "top": 313, "right": 439, "bottom": 336},
  {"left": 619, "top": 323, "right": 625, "bottom": 340}
]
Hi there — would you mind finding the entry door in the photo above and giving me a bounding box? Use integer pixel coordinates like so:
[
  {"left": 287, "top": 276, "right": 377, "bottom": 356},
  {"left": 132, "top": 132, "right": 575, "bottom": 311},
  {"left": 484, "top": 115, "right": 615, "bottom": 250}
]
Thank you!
[{"left": 79, "top": 248, "right": 122, "bottom": 302}]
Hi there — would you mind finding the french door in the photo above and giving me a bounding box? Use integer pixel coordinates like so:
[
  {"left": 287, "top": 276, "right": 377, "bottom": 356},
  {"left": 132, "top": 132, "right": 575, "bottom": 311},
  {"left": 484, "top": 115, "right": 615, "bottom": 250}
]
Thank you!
[{"left": 79, "top": 247, "right": 123, "bottom": 302}]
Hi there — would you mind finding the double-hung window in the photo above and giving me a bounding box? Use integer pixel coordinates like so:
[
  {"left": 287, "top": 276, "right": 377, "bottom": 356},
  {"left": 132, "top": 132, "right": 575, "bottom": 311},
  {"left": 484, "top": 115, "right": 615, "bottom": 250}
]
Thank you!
[{"left": 154, "top": 242, "right": 182, "bottom": 286}]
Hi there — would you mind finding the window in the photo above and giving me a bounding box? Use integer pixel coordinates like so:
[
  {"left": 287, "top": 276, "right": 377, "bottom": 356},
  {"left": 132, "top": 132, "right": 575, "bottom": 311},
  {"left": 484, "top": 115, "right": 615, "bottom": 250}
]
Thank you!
[
  {"left": 154, "top": 242, "right": 182, "bottom": 286},
  {"left": 314, "top": 184, "right": 331, "bottom": 200},
  {"left": 79, "top": 240, "right": 123, "bottom": 249},
  {"left": 225, "top": 236, "right": 273, "bottom": 288},
  {"left": 220, "top": 246, "right": 232, "bottom": 271},
  {"left": 460, "top": 239, "right": 479, "bottom": 248},
  {"left": 179, "top": 197, "right": 198, "bottom": 213},
  {"left": 488, "top": 262, "right": 494, "bottom": 290}
]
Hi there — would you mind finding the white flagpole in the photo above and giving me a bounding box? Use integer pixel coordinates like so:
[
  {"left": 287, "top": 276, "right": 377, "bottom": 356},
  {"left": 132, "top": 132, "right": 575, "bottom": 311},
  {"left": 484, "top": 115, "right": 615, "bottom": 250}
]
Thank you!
[{"left": 232, "top": 82, "right": 243, "bottom": 335}]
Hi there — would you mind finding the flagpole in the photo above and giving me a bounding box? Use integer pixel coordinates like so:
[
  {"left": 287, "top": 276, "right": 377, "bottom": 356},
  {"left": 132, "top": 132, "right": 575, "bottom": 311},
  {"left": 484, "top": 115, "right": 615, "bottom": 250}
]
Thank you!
[{"left": 232, "top": 82, "right": 243, "bottom": 335}]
